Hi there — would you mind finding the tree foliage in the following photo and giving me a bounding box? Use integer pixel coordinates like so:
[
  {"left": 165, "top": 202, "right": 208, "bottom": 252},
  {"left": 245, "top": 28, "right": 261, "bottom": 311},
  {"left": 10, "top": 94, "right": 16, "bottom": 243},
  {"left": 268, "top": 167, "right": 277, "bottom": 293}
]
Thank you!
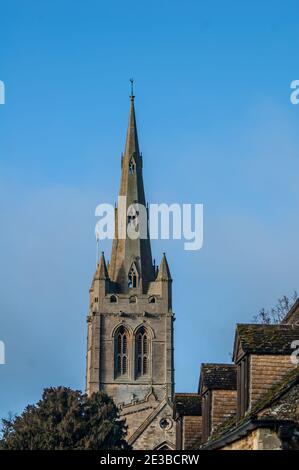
[
  {"left": 0, "top": 387, "right": 131, "bottom": 450},
  {"left": 253, "top": 291, "right": 298, "bottom": 324}
]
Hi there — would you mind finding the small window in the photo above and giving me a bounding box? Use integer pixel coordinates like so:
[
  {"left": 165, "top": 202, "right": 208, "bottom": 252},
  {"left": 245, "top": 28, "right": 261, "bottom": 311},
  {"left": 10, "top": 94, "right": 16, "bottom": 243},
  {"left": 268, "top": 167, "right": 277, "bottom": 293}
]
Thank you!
[
  {"left": 129, "top": 158, "right": 135, "bottom": 175},
  {"left": 110, "top": 295, "right": 117, "bottom": 303},
  {"left": 149, "top": 296, "right": 156, "bottom": 304},
  {"left": 128, "top": 266, "right": 137, "bottom": 289},
  {"left": 159, "top": 418, "right": 171, "bottom": 430},
  {"left": 94, "top": 297, "right": 99, "bottom": 303}
]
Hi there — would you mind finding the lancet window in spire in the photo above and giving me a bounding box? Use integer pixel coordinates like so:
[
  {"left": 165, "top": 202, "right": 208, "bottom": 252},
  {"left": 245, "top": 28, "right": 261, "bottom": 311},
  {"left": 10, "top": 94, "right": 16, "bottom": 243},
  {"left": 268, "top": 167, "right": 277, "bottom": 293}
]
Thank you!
[
  {"left": 127, "top": 205, "right": 139, "bottom": 227},
  {"left": 129, "top": 157, "right": 136, "bottom": 175},
  {"left": 128, "top": 265, "right": 137, "bottom": 289}
]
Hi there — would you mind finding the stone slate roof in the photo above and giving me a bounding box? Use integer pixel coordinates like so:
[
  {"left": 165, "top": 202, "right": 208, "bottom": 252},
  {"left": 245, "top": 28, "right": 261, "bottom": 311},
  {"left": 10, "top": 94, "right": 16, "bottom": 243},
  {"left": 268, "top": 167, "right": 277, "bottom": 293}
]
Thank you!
[
  {"left": 234, "top": 323, "right": 299, "bottom": 358},
  {"left": 199, "top": 364, "right": 237, "bottom": 393},
  {"left": 173, "top": 393, "right": 202, "bottom": 417},
  {"left": 205, "top": 366, "right": 299, "bottom": 448}
]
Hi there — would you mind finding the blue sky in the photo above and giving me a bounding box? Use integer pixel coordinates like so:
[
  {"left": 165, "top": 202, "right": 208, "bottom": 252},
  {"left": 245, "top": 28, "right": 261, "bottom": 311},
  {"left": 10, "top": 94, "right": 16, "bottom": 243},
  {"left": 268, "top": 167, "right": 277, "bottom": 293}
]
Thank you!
[{"left": 0, "top": 0, "right": 299, "bottom": 419}]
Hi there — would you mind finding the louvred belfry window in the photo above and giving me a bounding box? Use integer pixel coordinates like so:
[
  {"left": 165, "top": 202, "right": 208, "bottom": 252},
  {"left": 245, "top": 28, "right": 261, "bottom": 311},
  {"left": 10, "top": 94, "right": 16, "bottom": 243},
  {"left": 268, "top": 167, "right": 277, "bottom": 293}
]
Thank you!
[
  {"left": 136, "top": 327, "right": 149, "bottom": 377},
  {"left": 115, "top": 326, "right": 128, "bottom": 377}
]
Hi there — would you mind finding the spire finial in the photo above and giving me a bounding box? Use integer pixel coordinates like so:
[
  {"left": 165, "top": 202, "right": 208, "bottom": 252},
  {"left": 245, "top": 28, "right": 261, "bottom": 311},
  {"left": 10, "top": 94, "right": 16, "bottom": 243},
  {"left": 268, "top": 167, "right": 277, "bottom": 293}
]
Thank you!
[
  {"left": 129, "top": 78, "right": 134, "bottom": 99},
  {"left": 96, "top": 232, "right": 100, "bottom": 266}
]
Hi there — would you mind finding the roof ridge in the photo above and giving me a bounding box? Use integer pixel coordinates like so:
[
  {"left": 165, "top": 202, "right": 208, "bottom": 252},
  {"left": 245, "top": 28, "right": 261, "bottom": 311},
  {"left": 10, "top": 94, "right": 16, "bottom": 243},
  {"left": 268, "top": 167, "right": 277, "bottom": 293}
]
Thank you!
[{"left": 201, "top": 363, "right": 236, "bottom": 367}]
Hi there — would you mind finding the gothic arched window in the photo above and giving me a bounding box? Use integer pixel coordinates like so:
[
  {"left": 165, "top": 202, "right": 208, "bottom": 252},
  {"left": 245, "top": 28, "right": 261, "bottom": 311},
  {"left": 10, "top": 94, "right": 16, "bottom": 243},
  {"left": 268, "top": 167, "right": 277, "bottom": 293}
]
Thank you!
[
  {"left": 115, "top": 325, "right": 129, "bottom": 377},
  {"left": 128, "top": 266, "right": 137, "bottom": 289},
  {"left": 129, "top": 157, "right": 135, "bottom": 175},
  {"left": 135, "top": 327, "right": 149, "bottom": 377}
]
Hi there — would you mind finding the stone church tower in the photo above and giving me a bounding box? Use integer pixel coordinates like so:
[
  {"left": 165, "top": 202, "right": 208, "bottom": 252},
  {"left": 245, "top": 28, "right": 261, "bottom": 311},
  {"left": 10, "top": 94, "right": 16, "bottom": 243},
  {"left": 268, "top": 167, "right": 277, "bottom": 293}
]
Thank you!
[{"left": 86, "top": 92, "right": 175, "bottom": 450}]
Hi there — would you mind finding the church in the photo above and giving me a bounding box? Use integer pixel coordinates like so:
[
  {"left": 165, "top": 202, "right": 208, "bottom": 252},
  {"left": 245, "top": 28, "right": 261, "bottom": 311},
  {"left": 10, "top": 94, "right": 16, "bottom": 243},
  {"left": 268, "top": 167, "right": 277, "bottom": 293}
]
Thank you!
[
  {"left": 85, "top": 90, "right": 176, "bottom": 450},
  {"left": 85, "top": 89, "right": 299, "bottom": 451}
]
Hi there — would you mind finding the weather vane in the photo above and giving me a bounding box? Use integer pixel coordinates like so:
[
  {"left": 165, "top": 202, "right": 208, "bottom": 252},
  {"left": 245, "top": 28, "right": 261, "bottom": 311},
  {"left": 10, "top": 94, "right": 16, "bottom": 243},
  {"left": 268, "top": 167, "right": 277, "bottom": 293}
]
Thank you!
[{"left": 130, "top": 78, "right": 134, "bottom": 97}]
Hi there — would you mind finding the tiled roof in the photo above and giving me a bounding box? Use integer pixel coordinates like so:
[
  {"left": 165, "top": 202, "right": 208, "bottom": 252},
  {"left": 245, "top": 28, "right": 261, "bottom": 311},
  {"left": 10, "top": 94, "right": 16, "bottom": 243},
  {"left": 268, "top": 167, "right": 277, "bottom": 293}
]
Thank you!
[
  {"left": 199, "top": 364, "right": 237, "bottom": 393},
  {"left": 205, "top": 366, "right": 299, "bottom": 448},
  {"left": 173, "top": 393, "right": 202, "bottom": 417},
  {"left": 235, "top": 323, "right": 299, "bottom": 357}
]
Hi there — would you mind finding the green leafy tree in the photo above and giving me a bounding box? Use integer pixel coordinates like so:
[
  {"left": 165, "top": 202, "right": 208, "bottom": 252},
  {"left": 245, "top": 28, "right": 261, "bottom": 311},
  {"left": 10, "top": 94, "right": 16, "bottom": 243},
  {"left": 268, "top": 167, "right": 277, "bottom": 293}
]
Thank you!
[{"left": 0, "top": 387, "right": 131, "bottom": 450}]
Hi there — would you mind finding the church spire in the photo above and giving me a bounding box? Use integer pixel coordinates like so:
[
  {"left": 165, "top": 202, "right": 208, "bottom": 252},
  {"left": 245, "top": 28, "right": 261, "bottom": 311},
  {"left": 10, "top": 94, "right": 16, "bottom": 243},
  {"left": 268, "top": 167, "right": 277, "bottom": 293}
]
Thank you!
[
  {"left": 124, "top": 91, "right": 140, "bottom": 162},
  {"left": 108, "top": 89, "right": 154, "bottom": 291},
  {"left": 124, "top": 79, "right": 139, "bottom": 158}
]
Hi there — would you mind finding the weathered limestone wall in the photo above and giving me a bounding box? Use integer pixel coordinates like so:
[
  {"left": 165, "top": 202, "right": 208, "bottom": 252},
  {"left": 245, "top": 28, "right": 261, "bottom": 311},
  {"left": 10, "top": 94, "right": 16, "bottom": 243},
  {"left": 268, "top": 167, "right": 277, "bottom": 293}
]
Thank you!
[
  {"left": 129, "top": 402, "right": 176, "bottom": 450},
  {"left": 220, "top": 428, "right": 282, "bottom": 450}
]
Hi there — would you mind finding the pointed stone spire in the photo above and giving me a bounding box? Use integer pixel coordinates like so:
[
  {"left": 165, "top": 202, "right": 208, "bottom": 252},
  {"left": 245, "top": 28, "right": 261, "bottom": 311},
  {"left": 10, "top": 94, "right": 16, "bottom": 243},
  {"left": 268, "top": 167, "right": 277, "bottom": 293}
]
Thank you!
[
  {"left": 157, "top": 253, "right": 172, "bottom": 281},
  {"left": 108, "top": 90, "right": 154, "bottom": 291},
  {"left": 96, "top": 252, "right": 109, "bottom": 280},
  {"left": 124, "top": 94, "right": 140, "bottom": 158}
]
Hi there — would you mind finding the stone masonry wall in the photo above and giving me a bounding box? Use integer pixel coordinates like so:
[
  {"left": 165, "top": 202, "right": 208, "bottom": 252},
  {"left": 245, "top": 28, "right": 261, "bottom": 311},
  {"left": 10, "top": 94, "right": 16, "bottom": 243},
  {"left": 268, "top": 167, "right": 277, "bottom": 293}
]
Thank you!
[
  {"left": 220, "top": 428, "right": 282, "bottom": 450},
  {"left": 131, "top": 402, "right": 176, "bottom": 450},
  {"left": 250, "top": 355, "right": 296, "bottom": 409},
  {"left": 183, "top": 416, "right": 202, "bottom": 450},
  {"left": 211, "top": 390, "right": 237, "bottom": 433}
]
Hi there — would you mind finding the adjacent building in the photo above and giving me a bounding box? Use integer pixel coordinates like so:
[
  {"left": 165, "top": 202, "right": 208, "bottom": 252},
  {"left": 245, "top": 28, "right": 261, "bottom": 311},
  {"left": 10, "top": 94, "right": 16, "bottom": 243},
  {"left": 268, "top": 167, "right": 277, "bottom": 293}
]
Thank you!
[
  {"left": 175, "top": 316, "right": 299, "bottom": 450},
  {"left": 173, "top": 393, "right": 202, "bottom": 450}
]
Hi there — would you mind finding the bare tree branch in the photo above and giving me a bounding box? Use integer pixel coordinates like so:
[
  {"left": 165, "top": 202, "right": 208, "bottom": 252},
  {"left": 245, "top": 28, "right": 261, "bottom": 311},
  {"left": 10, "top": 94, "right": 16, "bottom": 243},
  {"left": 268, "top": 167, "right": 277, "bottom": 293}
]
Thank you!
[{"left": 253, "top": 290, "right": 298, "bottom": 324}]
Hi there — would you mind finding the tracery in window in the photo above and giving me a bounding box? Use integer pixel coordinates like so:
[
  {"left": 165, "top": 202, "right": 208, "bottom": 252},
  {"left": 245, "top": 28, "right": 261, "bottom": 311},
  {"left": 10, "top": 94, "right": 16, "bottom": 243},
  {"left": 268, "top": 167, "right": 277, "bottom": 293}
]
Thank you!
[
  {"left": 128, "top": 266, "right": 137, "bottom": 289},
  {"left": 135, "top": 326, "right": 149, "bottom": 377},
  {"left": 115, "top": 325, "right": 128, "bottom": 377}
]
